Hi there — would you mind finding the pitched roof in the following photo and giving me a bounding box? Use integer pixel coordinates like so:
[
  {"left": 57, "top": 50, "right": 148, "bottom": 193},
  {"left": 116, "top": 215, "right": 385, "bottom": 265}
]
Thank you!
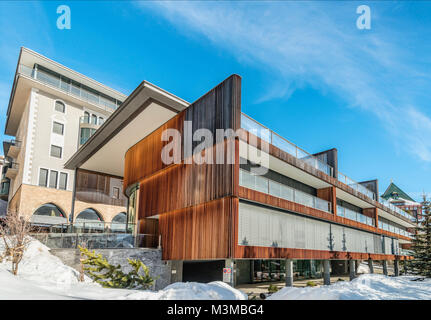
[{"left": 381, "top": 182, "right": 415, "bottom": 202}]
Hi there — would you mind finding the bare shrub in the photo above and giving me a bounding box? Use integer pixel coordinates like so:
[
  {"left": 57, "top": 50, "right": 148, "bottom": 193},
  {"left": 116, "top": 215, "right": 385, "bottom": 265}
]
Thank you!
[{"left": 0, "top": 211, "right": 34, "bottom": 275}]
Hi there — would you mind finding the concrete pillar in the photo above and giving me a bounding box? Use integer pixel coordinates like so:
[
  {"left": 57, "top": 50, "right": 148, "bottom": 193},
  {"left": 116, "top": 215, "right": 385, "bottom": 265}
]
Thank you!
[
  {"left": 368, "top": 258, "right": 374, "bottom": 274},
  {"left": 382, "top": 260, "right": 388, "bottom": 276},
  {"left": 285, "top": 259, "right": 293, "bottom": 287},
  {"left": 225, "top": 259, "right": 236, "bottom": 287},
  {"left": 323, "top": 260, "right": 331, "bottom": 285},
  {"left": 168, "top": 260, "right": 183, "bottom": 283},
  {"left": 394, "top": 260, "right": 399, "bottom": 277},
  {"left": 349, "top": 260, "right": 356, "bottom": 280},
  {"left": 404, "top": 260, "right": 408, "bottom": 275}
]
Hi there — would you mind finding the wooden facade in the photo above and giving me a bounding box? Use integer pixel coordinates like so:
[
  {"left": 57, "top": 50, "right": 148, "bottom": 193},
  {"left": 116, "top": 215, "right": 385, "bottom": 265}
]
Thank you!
[{"left": 123, "top": 74, "right": 411, "bottom": 262}]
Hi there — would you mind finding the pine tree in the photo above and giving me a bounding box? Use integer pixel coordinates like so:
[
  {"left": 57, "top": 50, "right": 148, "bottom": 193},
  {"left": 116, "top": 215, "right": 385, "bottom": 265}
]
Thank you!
[
  {"left": 409, "top": 195, "right": 431, "bottom": 277},
  {"left": 78, "top": 246, "right": 154, "bottom": 289}
]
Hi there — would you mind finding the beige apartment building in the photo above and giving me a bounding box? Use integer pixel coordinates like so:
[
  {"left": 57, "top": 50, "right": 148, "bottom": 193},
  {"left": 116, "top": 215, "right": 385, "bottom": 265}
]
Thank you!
[{"left": 2, "top": 47, "right": 128, "bottom": 229}]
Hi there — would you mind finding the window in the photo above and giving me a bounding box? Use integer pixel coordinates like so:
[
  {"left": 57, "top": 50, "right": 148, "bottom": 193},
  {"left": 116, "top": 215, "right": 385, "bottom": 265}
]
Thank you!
[
  {"left": 50, "top": 145, "right": 62, "bottom": 158},
  {"left": 52, "top": 122, "right": 64, "bottom": 135},
  {"left": 59, "top": 173, "right": 67, "bottom": 190},
  {"left": 98, "top": 117, "right": 104, "bottom": 125},
  {"left": 55, "top": 101, "right": 65, "bottom": 113},
  {"left": 33, "top": 203, "right": 65, "bottom": 218},
  {"left": 49, "top": 170, "right": 58, "bottom": 188},
  {"left": 113, "top": 187, "right": 120, "bottom": 199},
  {"left": 84, "top": 111, "right": 90, "bottom": 124},
  {"left": 91, "top": 114, "right": 97, "bottom": 125},
  {"left": 38, "top": 168, "right": 48, "bottom": 187}
]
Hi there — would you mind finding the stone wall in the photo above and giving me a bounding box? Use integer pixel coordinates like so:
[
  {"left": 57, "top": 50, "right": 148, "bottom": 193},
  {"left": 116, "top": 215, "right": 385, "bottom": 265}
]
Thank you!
[{"left": 50, "top": 247, "right": 171, "bottom": 290}]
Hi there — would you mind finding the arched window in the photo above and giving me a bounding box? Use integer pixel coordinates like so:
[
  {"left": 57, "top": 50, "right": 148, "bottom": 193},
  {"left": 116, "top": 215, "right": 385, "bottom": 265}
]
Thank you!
[
  {"left": 98, "top": 117, "right": 104, "bottom": 125},
  {"left": 112, "top": 212, "right": 126, "bottom": 223},
  {"left": 33, "top": 203, "right": 65, "bottom": 217},
  {"left": 76, "top": 208, "right": 103, "bottom": 221},
  {"left": 31, "top": 203, "right": 67, "bottom": 227},
  {"left": 55, "top": 101, "right": 65, "bottom": 113},
  {"left": 75, "top": 208, "right": 104, "bottom": 232},
  {"left": 84, "top": 111, "right": 90, "bottom": 123},
  {"left": 91, "top": 114, "right": 97, "bottom": 125}
]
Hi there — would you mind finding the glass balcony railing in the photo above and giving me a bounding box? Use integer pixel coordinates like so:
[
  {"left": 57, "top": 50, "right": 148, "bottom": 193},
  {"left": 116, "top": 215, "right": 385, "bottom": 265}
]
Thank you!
[
  {"left": 18, "top": 64, "right": 122, "bottom": 111},
  {"left": 378, "top": 197, "right": 415, "bottom": 222},
  {"left": 337, "top": 172, "right": 376, "bottom": 200},
  {"left": 378, "top": 220, "right": 413, "bottom": 238},
  {"left": 240, "top": 169, "right": 332, "bottom": 213},
  {"left": 336, "top": 205, "right": 374, "bottom": 227},
  {"left": 241, "top": 113, "right": 333, "bottom": 177}
]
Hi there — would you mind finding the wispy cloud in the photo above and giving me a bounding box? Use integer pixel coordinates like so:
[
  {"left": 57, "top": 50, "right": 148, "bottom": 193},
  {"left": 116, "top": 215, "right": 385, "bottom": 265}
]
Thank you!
[{"left": 137, "top": 1, "right": 431, "bottom": 162}]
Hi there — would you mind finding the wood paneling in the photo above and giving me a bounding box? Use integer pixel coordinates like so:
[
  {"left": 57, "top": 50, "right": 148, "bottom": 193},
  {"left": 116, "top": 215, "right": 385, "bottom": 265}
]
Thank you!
[
  {"left": 238, "top": 186, "right": 411, "bottom": 242},
  {"left": 234, "top": 245, "right": 412, "bottom": 261},
  {"left": 159, "top": 197, "right": 235, "bottom": 260},
  {"left": 317, "top": 186, "right": 336, "bottom": 215}
]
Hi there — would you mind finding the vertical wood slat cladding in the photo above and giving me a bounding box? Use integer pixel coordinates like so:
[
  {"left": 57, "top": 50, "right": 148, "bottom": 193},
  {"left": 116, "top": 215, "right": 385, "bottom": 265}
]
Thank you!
[
  {"left": 139, "top": 140, "right": 237, "bottom": 217},
  {"left": 159, "top": 197, "right": 234, "bottom": 260},
  {"left": 124, "top": 74, "right": 242, "bottom": 192},
  {"left": 316, "top": 186, "right": 336, "bottom": 214}
]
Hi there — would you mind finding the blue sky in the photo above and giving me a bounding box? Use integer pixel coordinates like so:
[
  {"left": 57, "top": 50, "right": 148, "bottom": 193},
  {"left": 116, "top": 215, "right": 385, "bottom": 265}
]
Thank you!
[{"left": 0, "top": 1, "right": 430, "bottom": 200}]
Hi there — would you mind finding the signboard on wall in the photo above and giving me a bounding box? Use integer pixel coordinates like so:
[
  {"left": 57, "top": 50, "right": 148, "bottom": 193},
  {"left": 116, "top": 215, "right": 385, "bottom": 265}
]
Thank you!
[{"left": 223, "top": 268, "right": 232, "bottom": 283}]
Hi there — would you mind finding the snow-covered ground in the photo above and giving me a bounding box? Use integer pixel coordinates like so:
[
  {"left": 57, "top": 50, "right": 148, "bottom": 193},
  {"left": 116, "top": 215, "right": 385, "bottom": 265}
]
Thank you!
[
  {"left": 0, "top": 239, "right": 246, "bottom": 300},
  {"left": 268, "top": 274, "right": 431, "bottom": 300}
]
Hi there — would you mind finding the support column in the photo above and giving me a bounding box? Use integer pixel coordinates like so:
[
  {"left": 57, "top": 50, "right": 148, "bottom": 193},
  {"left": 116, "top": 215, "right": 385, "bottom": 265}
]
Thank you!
[
  {"left": 368, "top": 258, "right": 374, "bottom": 274},
  {"left": 285, "top": 259, "right": 293, "bottom": 287},
  {"left": 349, "top": 260, "right": 356, "bottom": 280},
  {"left": 394, "top": 260, "right": 399, "bottom": 277},
  {"left": 404, "top": 260, "right": 408, "bottom": 275},
  {"left": 225, "top": 259, "right": 236, "bottom": 287},
  {"left": 382, "top": 260, "right": 388, "bottom": 276},
  {"left": 323, "top": 260, "right": 331, "bottom": 285}
]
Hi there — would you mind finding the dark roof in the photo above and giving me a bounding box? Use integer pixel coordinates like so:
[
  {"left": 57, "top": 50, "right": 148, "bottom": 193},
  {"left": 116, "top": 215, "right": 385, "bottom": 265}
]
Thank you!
[{"left": 381, "top": 182, "right": 415, "bottom": 202}]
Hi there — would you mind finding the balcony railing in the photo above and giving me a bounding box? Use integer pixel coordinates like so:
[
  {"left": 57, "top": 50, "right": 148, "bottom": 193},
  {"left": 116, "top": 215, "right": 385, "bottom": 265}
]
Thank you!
[
  {"left": 378, "top": 220, "right": 413, "bottom": 238},
  {"left": 336, "top": 205, "right": 375, "bottom": 227},
  {"left": 240, "top": 169, "right": 332, "bottom": 213},
  {"left": 379, "top": 197, "right": 415, "bottom": 222},
  {"left": 337, "top": 172, "right": 376, "bottom": 200},
  {"left": 18, "top": 64, "right": 122, "bottom": 111},
  {"left": 241, "top": 113, "right": 333, "bottom": 177}
]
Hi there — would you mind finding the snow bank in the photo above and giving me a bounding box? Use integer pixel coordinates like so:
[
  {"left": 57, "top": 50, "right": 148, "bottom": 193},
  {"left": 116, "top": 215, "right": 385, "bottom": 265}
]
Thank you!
[
  {"left": 268, "top": 274, "right": 431, "bottom": 300},
  {"left": 0, "top": 238, "right": 246, "bottom": 300}
]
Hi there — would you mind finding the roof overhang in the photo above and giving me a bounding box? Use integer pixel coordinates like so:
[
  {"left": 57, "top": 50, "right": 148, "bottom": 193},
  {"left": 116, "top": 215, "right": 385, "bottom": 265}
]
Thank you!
[{"left": 64, "top": 80, "right": 189, "bottom": 177}]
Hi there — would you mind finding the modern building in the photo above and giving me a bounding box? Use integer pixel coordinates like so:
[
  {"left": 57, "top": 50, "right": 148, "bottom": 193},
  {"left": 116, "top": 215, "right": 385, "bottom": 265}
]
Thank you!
[
  {"left": 65, "top": 74, "right": 417, "bottom": 286},
  {"left": 2, "top": 47, "right": 128, "bottom": 229},
  {"left": 381, "top": 182, "right": 423, "bottom": 223}
]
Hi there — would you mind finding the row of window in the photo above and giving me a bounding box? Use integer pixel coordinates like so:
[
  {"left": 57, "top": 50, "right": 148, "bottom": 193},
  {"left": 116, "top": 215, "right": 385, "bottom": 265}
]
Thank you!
[
  {"left": 39, "top": 168, "right": 68, "bottom": 190},
  {"left": 84, "top": 111, "right": 104, "bottom": 125}
]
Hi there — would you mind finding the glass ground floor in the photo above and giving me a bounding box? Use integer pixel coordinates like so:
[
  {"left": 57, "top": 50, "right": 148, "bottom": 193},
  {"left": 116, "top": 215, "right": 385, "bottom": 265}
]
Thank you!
[{"left": 251, "top": 259, "right": 325, "bottom": 283}]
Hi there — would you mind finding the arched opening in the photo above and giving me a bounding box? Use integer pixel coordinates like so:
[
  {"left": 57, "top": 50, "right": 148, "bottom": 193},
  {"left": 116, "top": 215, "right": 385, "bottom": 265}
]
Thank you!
[
  {"left": 31, "top": 203, "right": 67, "bottom": 227},
  {"left": 55, "top": 100, "right": 65, "bottom": 113},
  {"left": 111, "top": 212, "right": 127, "bottom": 233},
  {"left": 75, "top": 208, "right": 104, "bottom": 232}
]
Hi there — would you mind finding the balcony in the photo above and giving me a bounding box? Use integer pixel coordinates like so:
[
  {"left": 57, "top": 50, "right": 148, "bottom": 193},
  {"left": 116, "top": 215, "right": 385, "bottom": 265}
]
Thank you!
[
  {"left": 3, "top": 139, "right": 21, "bottom": 159},
  {"left": 79, "top": 116, "right": 102, "bottom": 146},
  {"left": 378, "top": 197, "right": 416, "bottom": 223},
  {"left": 378, "top": 219, "right": 414, "bottom": 238},
  {"left": 239, "top": 169, "right": 332, "bottom": 213},
  {"left": 337, "top": 172, "right": 376, "bottom": 200},
  {"left": 18, "top": 64, "right": 122, "bottom": 112},
  {"left": 336, "top": 205, "right": 375, "bottom": 227},
  {"left": 241, "top": 113, "right": 333, "bottom": 177},
  {"left": 5, "top": 162, "right": 19, "bottom": 179}
]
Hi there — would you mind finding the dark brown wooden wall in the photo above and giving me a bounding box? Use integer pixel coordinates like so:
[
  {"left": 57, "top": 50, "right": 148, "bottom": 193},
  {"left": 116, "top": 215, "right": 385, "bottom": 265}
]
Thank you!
[{"left": 124, "top": 75, "right": 242, "bottom": 260}]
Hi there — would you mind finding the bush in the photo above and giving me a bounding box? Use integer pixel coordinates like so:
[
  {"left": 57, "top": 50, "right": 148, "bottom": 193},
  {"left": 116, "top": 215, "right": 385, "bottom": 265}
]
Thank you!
[
  {"left": 306, "top": 281, "right": 317, "bottom": 287},
  {"left": 268, "top": 284, "right": 279, "bottom": 293},
  {"left": 79, "top": 245, "right": 154, "bottom": 289}
]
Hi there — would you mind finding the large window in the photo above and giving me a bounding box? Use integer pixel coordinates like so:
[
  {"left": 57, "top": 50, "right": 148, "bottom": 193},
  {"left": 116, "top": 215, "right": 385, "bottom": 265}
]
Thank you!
[
  {"left": 49, "top": 170, "right": 58, "bottom": 188},
  {"left": 80, "top": 128, "right": 96, "bottom": 145},
  {"left": 76, "top": 208, "right": 103, "bottom": 221},
  {"left": 33, "top": 203, "right": 65, "bottom": 218},
  {"left": 38, "top": 168, "right": 48, "bottom": 187},
  {"left": 50, "top": 145, "right": 62, "bottom": 158},
  {"left": 55, "top": 101, "right": 65, "bottom": 113},
  {"left": 52, "top": 122, "right": 64, "bottom": 135},
  {"left": 59, "top": 172, "right": 68, "bottom": 190}
]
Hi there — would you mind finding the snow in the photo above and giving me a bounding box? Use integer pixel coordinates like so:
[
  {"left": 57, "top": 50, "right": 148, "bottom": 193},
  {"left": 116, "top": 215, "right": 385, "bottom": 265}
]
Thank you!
[
  {"left": 0, "top": 238, "right": 246, "bottom": 300},
  {"left": 268, "top": 274, "right": 431, "bottom": 300}
]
